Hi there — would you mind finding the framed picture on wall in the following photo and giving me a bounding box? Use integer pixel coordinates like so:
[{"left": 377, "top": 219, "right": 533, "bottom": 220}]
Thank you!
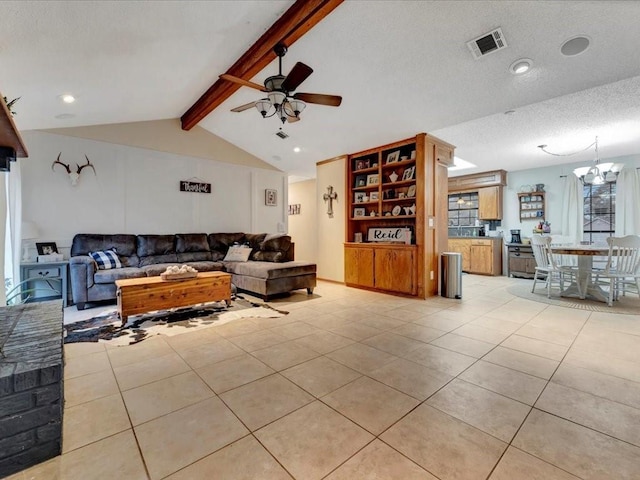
[{"left": 265, "top": 189, "right": 277, "bottom": 206}]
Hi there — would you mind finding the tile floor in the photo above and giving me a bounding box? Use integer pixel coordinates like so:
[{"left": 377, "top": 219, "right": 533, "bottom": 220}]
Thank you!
[{"left": 8, "top": 275, "right": 640, "bottom": 480}]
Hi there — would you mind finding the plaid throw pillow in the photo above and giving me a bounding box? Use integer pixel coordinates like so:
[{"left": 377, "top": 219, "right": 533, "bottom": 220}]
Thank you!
[{"left": 89, "top": 249, "right": 122, "bottom": 270}]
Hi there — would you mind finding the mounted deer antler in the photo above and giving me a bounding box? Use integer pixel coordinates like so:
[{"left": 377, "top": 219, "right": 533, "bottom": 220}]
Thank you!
[{"left": 52, "top": 153, "right": 96, "bottom": 186}]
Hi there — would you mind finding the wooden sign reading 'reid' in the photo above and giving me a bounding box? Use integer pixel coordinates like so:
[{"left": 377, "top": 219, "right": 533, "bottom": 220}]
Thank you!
[{"left": 180, "top": 180, "right": 211, "bottom": 194}]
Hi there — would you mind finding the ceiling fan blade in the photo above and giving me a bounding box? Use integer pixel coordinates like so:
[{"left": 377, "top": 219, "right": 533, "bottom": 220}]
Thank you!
[
  {"left": 293, "top": 92, "right": 342, "bottom": 107},
  {"left": 281, "top": 62, "right": 313, "bottom": 92},
  {"left": 231, "top": 101, "right": 257, "bottom": 113},
  {"left": 220, "top": 74, "right": 267, "bottom": 92}
]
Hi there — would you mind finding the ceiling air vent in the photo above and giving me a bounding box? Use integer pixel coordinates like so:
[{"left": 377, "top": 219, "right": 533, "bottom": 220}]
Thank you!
[
  {"left": 275, "top": 129, "right": 289, "bottom": 139},
  {"left": 467, "top": 28, "right": 507, "bottom": 59}
]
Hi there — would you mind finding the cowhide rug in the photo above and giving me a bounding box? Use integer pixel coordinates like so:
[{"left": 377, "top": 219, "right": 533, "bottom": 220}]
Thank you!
[{"left": 63, "top": 295, "right": 287, "bottom": 346}]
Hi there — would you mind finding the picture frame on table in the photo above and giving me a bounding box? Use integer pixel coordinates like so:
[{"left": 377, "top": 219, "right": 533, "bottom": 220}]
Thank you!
[
  {"left": 354, "top": 192, "right": 366, "bottom": 203},
  {"left": 353, "top": 207, "right": 366, "bottom": 217},
  {"left": 386, "top": 150, "right": 400, "bottom": 164},
  {"left": 366, "top": 174, "right": 379, "bottom": 185},
  {"left": 402, "top": 166, "right": 415, "bottom": 181},
  {"left": 36, "top": 242, "right": 58, "bottom": 255},
  {"left": 370, "top": 191, "right": 379, "bottom": 201},
  {"left": 354, "top": 159, "right": 370, "bottom": 171}
]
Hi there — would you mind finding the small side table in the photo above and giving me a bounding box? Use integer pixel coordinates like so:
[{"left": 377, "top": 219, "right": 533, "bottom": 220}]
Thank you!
[{"left": 19, "top": 261, "right": 69, "bottom": 307}]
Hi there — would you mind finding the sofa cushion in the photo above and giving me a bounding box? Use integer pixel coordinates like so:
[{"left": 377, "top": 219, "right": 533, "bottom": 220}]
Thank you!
[
  {"left": 182, "top": 261, "right": 224, "bottom": 272},
  {"left": 176, "top": 233, "right": 209, "bottom": 253},
  {"left": 260, "top": 234, "right": 292, "bottom": 252},
  {"left": 71, "top": 234, "right": 139, "bottom": 267},
  {"left": 251, "top": 234, "right": 292, "bottom": 262},
  {"left": 223, "top": 246, "right": 253, "bottom": 262},
  {"left": 140, "top": 263, "right": 180, "bottom": 277},
  {"left": 94, "top": 267, "right": 146, "bottom": 284},
  {"left": 137, "top": 235, "right": 178, "bottom": 267},
  {"left": 89, "top": 250, "right": 122, "bottom": 270},
  {"left": 251, "top": 251, "right": 285, "bottom": 262},
  {"left": 175, "top": 233, "right": 212, "bottom": 262},
  {"left": 223, "top": 261, "right": 316, "bottom": 280}
]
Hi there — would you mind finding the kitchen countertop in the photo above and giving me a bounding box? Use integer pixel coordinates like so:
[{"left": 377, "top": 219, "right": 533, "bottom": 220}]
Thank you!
[{"left": 448, "top": 236, "right": 504, "bottom": 240}]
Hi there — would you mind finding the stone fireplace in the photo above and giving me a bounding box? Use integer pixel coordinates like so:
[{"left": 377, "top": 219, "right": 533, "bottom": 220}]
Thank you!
[{"left": 0, "top": 302, "right": 63, "bottom": 477}]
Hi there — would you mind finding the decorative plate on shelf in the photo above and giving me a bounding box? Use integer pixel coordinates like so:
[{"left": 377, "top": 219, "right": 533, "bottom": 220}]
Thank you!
[
  {"left": 407, "top": 185, "right": 416, "bottom": 198},
  {"left": 392, "top": 205, "right": 402, "bottom": 216},
  {"left": 519, "top": 185, "right": 533, "bottom": 193}
]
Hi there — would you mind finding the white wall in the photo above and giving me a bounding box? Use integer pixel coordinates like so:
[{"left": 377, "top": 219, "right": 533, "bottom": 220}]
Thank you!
[
  {"left": 21, "top": 131, "right": 287, "bottom": 258},
  {"left": 287, "top": 179, "right": 317, "bottom": 263},
  {"left": 315, "top": 158, "right": 346, "bottom": 282},
  {"left": 502, "top": 154, "right": 640, "bottom": 238}
]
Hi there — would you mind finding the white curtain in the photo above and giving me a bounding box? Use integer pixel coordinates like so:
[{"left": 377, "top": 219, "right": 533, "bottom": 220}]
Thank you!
[
  {"left": 8, "top": 161, "right": 22, "bottom": 291},
  {"left": 0, "top": 173, "right": 7, "bottom": 305},
  {"left": 560, "top": 173, "right": 584, "bottom": 244},
  {"left": 615, "top": 167, "right": 640, "bottom": 236}
]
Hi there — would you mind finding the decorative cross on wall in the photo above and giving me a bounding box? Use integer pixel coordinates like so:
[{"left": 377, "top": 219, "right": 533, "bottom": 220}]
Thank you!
[{"left": 323, "top": 185, "right": 338, "bottom": 217}]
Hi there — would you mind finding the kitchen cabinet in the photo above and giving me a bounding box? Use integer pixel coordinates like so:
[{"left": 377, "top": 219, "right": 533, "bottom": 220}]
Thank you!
[
  {"left": 344, "top": 246, "right": 374, "bottom": 288},
  {"left": 345, "top": 244, "right": 416, "bottom": 295},
  {"left": 447, "top": 237, "right": 502, "bottom": 275},
  {"left": 447, "top": 238, "right": 471, "bottom": 272},
  {"left": 478, "top": 186, "right": 502, "bottom": 220},
  {"left": 374, "top": 247, "right": 415, "bottom": 294}
]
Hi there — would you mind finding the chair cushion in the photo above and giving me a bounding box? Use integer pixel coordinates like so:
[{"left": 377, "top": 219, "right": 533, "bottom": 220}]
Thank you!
[
  {"left": 89, "top": 250, "right": 122, "bottom": 270},
  {"left": 71, "top": 234, "right": 139, "bottom": 267}
]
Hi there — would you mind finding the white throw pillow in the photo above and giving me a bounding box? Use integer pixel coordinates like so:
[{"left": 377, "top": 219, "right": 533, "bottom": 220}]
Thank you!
[{"left": 223, "top": 245, "right": 252, "bottom": 262}]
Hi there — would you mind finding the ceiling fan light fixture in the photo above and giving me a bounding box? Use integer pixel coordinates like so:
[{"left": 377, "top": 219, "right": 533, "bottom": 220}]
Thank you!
[
  {"left": 288, "top": 98, "right": 306, "bottom": 116},
  {"left": 267, "top": 91, "right": 286, "bottom": 109},
  {"left": 255, "top": 98, "right": 272, "bottom": 117}
]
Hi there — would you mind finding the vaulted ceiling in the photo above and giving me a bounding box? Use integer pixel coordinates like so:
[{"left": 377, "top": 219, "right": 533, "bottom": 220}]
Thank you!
[{"left": 2, "top": 1, "right": 639, "bottom": 180}]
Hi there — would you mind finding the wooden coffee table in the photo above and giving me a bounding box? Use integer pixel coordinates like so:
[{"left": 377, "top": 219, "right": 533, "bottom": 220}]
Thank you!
[{"left": 116, "top": 271, "right": 232, "bottom": 325}]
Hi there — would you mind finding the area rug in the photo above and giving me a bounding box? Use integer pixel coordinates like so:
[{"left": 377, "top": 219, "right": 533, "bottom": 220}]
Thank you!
[
  {"left": 63, "top": 295, "right": 288, "bottom": 346},
  {"left": 506, "top": 284, "right": 640, "bottom": 314}
]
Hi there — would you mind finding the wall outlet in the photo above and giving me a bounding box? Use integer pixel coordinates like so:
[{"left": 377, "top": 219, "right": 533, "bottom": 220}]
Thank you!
[
  {"left": 430, "top": 270, "right": 434, "bottom": 280},
  {"left": 277, "top": 222, "right": 285, "bottom": 233}
]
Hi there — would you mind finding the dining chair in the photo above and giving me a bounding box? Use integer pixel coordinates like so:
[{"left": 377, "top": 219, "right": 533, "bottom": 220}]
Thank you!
[
  {"left": 531, "top": 235, "right": 578, "bottom": 298},
  {"left": 600, "top": 235, "right": 640, "bottom": 306}
]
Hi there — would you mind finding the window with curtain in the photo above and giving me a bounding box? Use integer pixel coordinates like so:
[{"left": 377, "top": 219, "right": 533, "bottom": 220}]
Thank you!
[{"left": 583, "top": 182, "right": 616, "bottom": 244}]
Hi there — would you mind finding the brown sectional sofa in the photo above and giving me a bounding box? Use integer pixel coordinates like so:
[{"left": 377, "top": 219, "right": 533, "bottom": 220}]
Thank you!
[{"left": 69, "top": 232, "right": 316, "bottom": 310}]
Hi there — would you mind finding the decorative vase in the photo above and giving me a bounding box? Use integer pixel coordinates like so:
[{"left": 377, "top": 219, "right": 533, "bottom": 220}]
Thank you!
[{"left": 389, "top": 171, "right": 399, "bottom": 183}]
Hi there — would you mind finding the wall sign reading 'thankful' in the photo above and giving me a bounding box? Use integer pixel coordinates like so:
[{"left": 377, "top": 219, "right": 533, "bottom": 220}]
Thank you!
[{"left": 180, "top": 180, "right": 211, "bottom": 194}]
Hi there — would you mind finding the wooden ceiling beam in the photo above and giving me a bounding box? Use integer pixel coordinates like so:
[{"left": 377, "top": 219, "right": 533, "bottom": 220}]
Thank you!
[{"left": 180, "top": 0, "right": 343, "bottom": 131}]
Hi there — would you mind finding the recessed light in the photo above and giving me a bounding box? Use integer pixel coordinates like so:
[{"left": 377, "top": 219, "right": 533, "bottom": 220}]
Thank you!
[
  {"left": 55, "top": 113, "right": 75, "bottom": 119},
  {"left": 561, "top": 36, "right": 590, "bottom": 56},
  {"left": 293, "top": 147, "right": 301, "bottom": 153},
  {"left": 59, "top": 94, "right": 75, "bottom": 103},
  {"left": 509, "top": 59, "right": 532, "bottom": 75}
]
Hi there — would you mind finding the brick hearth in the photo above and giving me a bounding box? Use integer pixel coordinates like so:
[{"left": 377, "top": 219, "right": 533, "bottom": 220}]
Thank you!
[{"left": 0, "top": 301, "right": 64, "bottom": 477}]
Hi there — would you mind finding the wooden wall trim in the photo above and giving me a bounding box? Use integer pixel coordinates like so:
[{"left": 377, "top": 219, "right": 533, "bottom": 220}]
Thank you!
[{"left": 181, "top": 0, "right": 343, "bottom": 130}]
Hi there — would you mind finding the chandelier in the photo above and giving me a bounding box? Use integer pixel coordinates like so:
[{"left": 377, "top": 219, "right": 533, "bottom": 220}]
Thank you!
[{"left": 537, "top": 136, "right": 618, "bottom": 184}]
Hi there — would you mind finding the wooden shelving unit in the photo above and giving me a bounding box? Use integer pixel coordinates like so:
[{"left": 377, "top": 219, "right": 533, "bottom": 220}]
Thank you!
[
  {"left": 518, "top": 192, "right": 545, "bottom": 221},
  {"left": 0, "top": 91, "right": 28, "bottom": 158},
  {"left": 345, "top": 133, "right": 454, "bottom": 298}
]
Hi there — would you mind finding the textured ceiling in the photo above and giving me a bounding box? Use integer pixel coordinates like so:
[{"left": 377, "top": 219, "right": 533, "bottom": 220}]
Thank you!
[{"left": 2, "top": 1, "right": 640, "bottom": 179}]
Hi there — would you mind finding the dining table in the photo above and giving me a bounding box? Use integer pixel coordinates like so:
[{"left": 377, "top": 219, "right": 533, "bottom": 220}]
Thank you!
[{"left": 550, "top": 245, "right": 610, "bottom": 302}]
